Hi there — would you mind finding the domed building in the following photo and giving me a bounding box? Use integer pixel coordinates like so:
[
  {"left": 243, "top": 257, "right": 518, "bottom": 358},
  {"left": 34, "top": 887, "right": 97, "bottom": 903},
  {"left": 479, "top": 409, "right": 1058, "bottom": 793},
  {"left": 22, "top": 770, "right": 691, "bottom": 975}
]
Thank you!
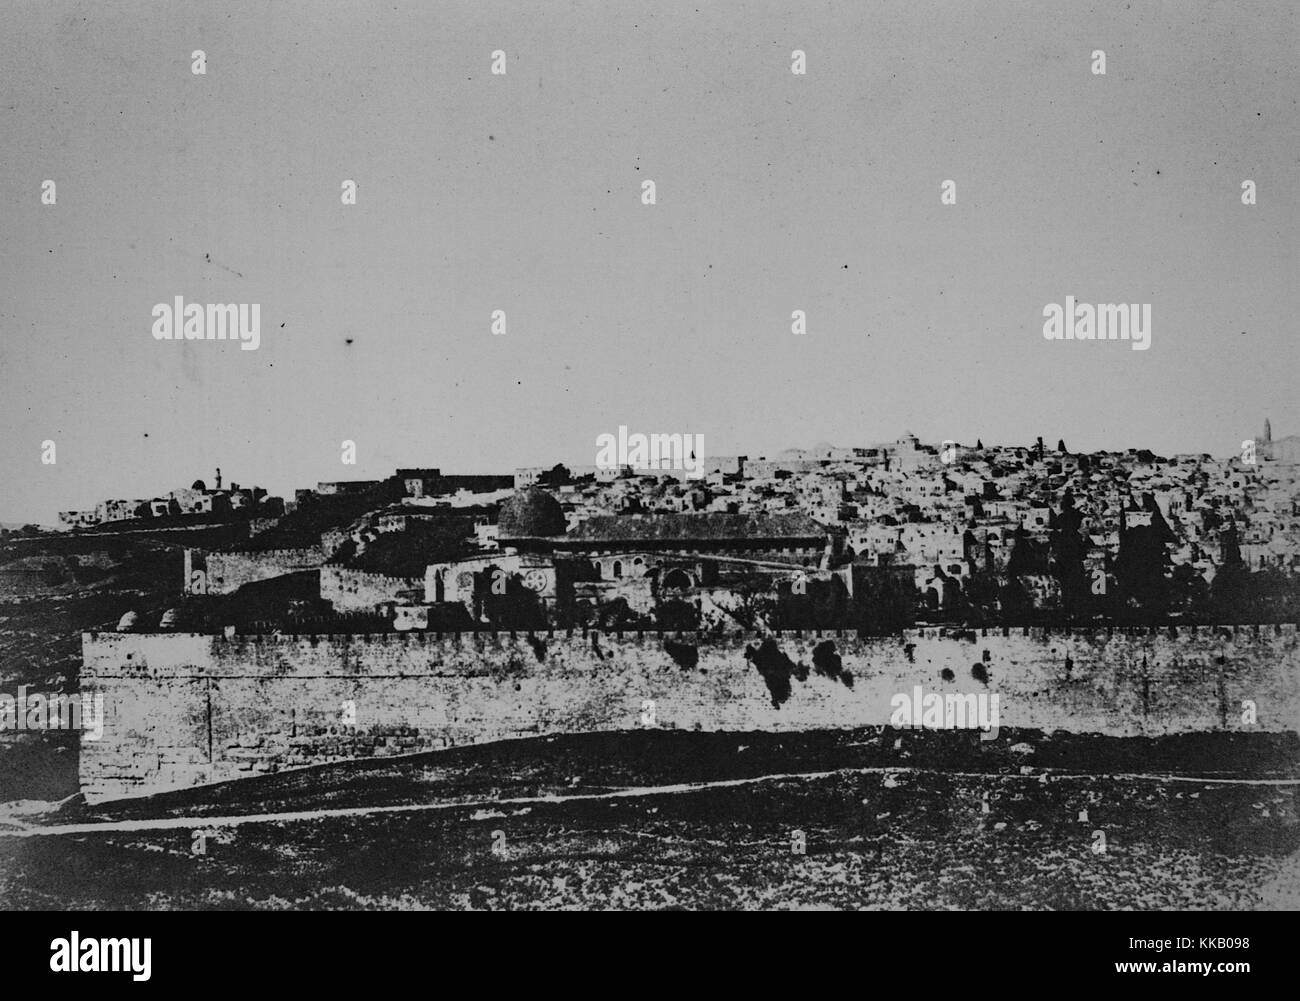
[{"left": 497, "top": 487, "right": 566, "bottom": 543}]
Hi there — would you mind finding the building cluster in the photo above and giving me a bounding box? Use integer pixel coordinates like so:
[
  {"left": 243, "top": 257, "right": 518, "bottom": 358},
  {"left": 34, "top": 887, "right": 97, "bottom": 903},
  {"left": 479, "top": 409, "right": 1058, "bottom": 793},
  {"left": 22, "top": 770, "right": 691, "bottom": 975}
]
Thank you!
[
  {"left": 58, "top": 469, "right": 280, "bottom": 529},
  {"left": 117, "top": 422, "right": 1300, "bottom": 635},
  {"left": 503, "top": 424, "right": 1300, "bottom": 606}
]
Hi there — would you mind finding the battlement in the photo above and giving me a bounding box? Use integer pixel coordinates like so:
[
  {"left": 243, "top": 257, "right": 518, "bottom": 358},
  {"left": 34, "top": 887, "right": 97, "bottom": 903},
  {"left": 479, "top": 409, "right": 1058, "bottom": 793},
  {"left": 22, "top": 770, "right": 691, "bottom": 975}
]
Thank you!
[
  {"left": 319, "top": 565, "right": 422, "bottom": 612},
  {"left": 83, "top": 621, "right": 1300, "bottom": 647},
  {"left": 208, "top": 546, "right": 323, "bottom": 561},
  {"left": 79, "top": 623, "right": 1300, "bottom": 802},
  {"left": 321, "top": 566, "right": 423, "bottom": 585}
]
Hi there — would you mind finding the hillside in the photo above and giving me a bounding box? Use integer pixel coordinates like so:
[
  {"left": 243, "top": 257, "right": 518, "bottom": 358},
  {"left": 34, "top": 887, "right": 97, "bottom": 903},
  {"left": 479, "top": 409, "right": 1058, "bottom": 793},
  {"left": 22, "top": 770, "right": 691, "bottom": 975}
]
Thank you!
[{"left": 0, "top": 533, "right": 186, "bottom": 801}]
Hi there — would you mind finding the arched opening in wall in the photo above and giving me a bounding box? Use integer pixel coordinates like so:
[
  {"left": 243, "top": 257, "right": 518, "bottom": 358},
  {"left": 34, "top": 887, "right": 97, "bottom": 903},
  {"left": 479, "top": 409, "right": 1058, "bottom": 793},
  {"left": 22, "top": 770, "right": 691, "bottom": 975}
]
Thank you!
[
  {"left": 662, "top": 568, "right": 692, "bottom": 590},
  {"left": 612, "top": 560, "right": 623, "bottom": 579},
  {"left": 925, "top": 587, "right": 940, "bottom": 609},
  {"left": 592, "top": 561, "right": 602, "bottom": 579}
]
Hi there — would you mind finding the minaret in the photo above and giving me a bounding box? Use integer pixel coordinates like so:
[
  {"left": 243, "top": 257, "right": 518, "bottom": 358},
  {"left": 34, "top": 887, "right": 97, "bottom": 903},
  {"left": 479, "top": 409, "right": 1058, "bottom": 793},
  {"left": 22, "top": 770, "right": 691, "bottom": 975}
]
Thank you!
[
  {"left": 1264, "top": 418, "right": 1272, "bottom": 443},
  {"left": 215, "top": 467, "right": 222, "bottom": 490}
]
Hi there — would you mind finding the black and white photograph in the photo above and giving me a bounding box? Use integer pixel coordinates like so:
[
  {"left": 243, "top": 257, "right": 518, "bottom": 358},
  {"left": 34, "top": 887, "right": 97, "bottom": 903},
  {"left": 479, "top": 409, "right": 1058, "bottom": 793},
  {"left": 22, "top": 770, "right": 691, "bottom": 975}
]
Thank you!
[{"left": 0, "top": 0, "right": 1295, "bottom": 974}]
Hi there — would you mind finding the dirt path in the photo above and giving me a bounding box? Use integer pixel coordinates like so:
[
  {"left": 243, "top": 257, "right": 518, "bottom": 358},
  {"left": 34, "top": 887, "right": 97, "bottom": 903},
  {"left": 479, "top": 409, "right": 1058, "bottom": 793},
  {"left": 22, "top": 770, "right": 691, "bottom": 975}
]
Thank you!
[{"left": 3, "top": 764, "right": 1296, "bottom": 839}]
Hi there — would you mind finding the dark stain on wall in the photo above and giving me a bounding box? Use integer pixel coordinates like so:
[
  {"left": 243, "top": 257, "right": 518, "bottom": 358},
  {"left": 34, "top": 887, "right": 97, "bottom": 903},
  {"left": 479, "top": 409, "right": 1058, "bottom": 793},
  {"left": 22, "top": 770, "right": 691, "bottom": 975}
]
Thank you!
[
  {"left": 745, "top": 637, "right": 807, "bottom": 708},
  {"left": 811, "top": 640, "right": 853, "bottom": 689},
  {"left": 663, "top": 639, "right": 699, "bottom": 672}
]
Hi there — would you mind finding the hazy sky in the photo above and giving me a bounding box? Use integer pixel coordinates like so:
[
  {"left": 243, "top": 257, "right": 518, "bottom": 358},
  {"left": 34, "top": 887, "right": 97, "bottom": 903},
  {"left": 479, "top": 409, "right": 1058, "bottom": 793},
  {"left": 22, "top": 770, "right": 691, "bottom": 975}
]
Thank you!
[{"left": 3, "top": 0, "right": 1298, "bottom": 522}]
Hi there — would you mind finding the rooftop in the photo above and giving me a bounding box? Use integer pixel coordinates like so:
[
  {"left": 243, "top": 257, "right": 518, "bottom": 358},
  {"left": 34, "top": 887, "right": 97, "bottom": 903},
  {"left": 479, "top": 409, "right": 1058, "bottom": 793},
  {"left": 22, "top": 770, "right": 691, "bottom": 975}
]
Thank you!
[{"left": 563, "top": 512, "right": 826, "bottom": 544}]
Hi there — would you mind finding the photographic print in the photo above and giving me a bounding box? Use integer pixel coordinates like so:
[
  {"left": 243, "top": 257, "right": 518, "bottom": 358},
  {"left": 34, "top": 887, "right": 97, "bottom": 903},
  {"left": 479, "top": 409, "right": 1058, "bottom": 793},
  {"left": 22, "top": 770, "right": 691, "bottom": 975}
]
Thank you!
[{"left": 0, "top": 0, "right": 1295, "bottom": 969}]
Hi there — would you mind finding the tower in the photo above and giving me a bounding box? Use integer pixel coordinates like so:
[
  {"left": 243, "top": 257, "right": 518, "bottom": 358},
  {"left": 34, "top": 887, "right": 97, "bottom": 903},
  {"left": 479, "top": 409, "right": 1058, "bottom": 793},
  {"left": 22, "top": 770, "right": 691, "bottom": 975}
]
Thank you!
[
  {"left": 215, "top": 467, "right": 222, "bottom": 490},
  {"left": 1264, "top": 418, "right": 1272, "bottom": 443}
]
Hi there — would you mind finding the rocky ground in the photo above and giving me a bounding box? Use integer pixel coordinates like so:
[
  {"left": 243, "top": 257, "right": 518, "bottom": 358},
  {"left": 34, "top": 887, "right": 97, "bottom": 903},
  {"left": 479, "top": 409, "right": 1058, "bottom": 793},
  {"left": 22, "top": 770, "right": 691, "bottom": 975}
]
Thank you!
[{"left": 2, "top": 728, "right": 1297, "bottom": 910}]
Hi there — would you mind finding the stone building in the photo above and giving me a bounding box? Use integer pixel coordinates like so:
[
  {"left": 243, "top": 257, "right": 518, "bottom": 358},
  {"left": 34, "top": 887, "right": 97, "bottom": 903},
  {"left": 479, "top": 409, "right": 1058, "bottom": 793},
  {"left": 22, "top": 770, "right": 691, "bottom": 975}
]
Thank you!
[{"left": 554, "top": 512, "right": 829, "bottom": 567}]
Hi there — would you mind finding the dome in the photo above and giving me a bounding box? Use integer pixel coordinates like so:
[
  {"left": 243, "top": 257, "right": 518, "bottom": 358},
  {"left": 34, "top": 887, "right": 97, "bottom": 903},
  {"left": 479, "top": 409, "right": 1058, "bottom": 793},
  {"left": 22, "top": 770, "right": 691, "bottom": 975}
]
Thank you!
[
  {"left": 498, "top": 487, "right": 566, "bottom": 539},
  {"left": 158, "top": 608, "right": 182, "bottom": 630},
  {"left": 116, "top": 611, "right": 140, "bottom": 632}
]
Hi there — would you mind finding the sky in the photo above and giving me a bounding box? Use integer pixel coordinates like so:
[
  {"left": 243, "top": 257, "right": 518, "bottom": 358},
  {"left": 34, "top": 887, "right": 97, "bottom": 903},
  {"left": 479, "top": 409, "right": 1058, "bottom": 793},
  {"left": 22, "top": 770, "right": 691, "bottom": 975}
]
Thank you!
[{"left": 2, "top": 0, "right": 1298, "bottom": 523}]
